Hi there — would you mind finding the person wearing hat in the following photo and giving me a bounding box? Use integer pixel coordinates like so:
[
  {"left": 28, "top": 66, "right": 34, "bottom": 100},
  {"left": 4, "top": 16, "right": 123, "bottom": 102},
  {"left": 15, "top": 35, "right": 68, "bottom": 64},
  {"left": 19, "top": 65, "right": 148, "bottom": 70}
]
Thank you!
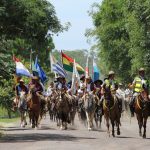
[
  {"left": 85, "top": 76, "right": 95, "bottom": 92},
  {"left": 100, "top": 71, "right": 122, "bottom": 112},
  {"left": 12, "top": 79, "right": 28, "bottom": 111},
  {"left": 94, "top": 79, "right": 103, "bottom": 99},
  {"left": 46, "top": 82, "right": 54, "bottom": 97},
  {"left": 16, "top": 79, "right": 28, "bottom": 97},
  {"left": 28, "top": 76, "right": 43, "bottom": 94},
  {"left": 116, "top": 83, "right": 125, "bottom": 112},
  {"left": 103, "top": 71, "right": 118, "bottom": 91},
  {"left": 54, "top": 76, "right": 68, "bottom": 90},
  {"left": 129, "top": 68, "right": 149, "bottom": 116}
]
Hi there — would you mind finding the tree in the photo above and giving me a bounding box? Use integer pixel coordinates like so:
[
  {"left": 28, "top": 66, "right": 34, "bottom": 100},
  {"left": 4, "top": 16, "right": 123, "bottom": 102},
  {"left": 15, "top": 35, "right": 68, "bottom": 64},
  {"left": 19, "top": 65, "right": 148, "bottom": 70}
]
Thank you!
[{"left": 89, "top": 0, "right": 131, "bottom": 82}]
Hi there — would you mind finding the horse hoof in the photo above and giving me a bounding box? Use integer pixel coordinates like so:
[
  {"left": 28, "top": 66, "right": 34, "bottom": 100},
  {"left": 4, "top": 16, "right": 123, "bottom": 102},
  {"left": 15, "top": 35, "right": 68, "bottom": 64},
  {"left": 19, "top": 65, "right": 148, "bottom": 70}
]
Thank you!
[
  {"left": 143, "top": 135, "right": 146, "bottom": 139},
  {"left": 117, "top": 131, "right": 120, "bottom": 135},
  {"left": 139, "top": 133, "right": 142, "bottom": 137},
  {"left": 88, "top": 128, "right": 92, "bottom": 131}
]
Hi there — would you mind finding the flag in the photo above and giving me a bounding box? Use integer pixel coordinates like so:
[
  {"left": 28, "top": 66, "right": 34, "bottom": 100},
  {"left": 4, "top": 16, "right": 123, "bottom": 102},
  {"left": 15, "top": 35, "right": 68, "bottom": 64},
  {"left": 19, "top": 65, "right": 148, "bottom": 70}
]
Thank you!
[
  {"left": 85, "top": 54, "right": 89, "bottom": 78},
  {"left": 34, "top": 56, "right": 47, "bottom": 83},
  {"left": 13, "top": 56, "right": 31, "bottom": 77},
  {"left": 93, "top": 59, "right": 100, "bottom": 81},
  {"left": 61, "top": 51, "right": 84, "bottom": 74},
  {"left": 50, "top": 53, "right": 67, "bottom": 78},
  {"left": 71, "top": 59, "right": 81, "bottom": 94}
]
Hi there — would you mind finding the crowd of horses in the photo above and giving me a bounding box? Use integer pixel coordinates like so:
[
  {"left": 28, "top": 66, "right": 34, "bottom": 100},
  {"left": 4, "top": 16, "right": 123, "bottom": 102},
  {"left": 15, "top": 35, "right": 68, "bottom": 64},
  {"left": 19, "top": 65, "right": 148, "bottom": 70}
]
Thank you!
[{"left": 16, "top": 84, "right": 150, "bottom": 139}]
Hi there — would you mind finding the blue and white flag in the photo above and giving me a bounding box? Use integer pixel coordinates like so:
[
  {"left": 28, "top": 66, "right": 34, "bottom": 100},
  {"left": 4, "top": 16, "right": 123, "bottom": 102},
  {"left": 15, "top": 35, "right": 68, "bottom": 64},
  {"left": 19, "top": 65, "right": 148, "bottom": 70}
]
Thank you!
[
  {"left": 50, "top": 53, "right": 67, "bottom": 78},
  {"left": 34, "top": 56, "right": 47, "bottom": 83},
  {"left": 14, "top": 56, "right": 31, "bottom": 77}
]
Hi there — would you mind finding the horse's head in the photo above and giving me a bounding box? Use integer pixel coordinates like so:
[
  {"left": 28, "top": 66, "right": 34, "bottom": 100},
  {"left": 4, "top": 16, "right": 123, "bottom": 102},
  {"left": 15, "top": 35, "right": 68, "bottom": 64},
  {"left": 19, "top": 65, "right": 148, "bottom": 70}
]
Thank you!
[
  {"left": 140, "top": 88, "right": 149, "bottom": 101},
  {"left": 29, "top": 85, "right": 36, "bottom": 94},
  {"left": 103, "top": 85, "right": 112, "bottom": 100}
]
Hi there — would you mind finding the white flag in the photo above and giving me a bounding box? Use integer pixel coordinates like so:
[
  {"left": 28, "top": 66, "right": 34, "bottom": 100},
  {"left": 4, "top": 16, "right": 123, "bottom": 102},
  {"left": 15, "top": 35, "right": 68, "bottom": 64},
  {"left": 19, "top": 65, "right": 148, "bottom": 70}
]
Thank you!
[{"left": 71, "top": 59, "right": 81, "bottom": 94}]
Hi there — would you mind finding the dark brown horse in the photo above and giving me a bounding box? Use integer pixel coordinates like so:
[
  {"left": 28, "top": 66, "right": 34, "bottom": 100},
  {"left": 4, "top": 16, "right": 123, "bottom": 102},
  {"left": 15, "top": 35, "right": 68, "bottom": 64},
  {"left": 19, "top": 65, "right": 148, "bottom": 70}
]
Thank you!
[
  {"left": 103, "top": 86, "right": 121, "bottom": 137},
  {"left": 134, "top": 88, "right": 150, "bottom": 138},
  {"left": 27, "top": 85, "right": 41, "bottom": 128},
  {"left": 55, "top": 90, "right": 71, "bottom": 130}
]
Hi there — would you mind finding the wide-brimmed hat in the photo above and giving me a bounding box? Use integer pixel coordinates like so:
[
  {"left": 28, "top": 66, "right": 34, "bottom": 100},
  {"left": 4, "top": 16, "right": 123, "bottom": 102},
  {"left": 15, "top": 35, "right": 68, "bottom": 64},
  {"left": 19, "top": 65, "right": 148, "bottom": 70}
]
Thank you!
[
  {"left": 139, "top": 68, "right": 145, "bottom": 72},
  {"left": 118, "top": 83, "right": 123, "bottom": 86},
  {"left": 19, "top": 79, "right": 24, "bottom": 83},
  {"left": 108, "top": 71, "right": 115, "bottom": 75},
  {"left": 86, "top": 75, "right": 91, "bottom": 79},
  {"left": 32, "top": 76, "right": 39, "bottom": 80},
  {"left": 94, "top": 79, "right": 103, "bottom": 85},
  {"left": 80, "top": 75, "right": 85, "bottom": 80}
]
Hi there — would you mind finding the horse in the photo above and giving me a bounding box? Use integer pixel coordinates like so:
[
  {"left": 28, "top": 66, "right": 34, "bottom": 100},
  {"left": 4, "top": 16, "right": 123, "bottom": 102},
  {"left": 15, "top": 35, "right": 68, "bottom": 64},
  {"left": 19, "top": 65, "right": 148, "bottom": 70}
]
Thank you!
[
  {"left": 82, "top": 92, "right": 98, "bottom": 131},
  {"left": 102, "top": 86, "right": 121, "bottom": 137},
  {"left": 55, "top": 90, "right": 71, "bottom": 130},
  {"left": 47, "top": 90, "right": 58, "bottom": 122},
  {"left": 27, "top": 85, "right": 41, "bottom": 128},
  {"left": 134, "top": 87, "right": 150, "bottom": 138},
  {"left": 94, "top": 88, "right": 103, "bottom": 128},
  {"left": 18, "top": 91, "right": 27, "bottom": 128},
  {"left": 68, "top": 94, "right": 77, "bottom": 126}
]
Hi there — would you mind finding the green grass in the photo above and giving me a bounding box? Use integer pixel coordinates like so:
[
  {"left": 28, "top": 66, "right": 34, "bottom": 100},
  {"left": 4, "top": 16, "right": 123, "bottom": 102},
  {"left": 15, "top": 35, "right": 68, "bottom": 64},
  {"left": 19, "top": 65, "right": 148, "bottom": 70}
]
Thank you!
[{"left": 0, "top": 117, "right": 19, "bottom": 123}]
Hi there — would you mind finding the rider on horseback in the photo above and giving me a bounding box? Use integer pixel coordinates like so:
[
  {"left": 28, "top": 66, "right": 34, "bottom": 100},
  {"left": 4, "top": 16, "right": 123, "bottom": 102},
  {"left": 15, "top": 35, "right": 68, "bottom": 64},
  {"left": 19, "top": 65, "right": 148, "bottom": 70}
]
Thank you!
[
  {"left": 100, "top": 71, "right": 122, "bottom": 112},
  {"left": 13, "top": 79, "right": 28, "bottom": 111},
  {"left": 129, "top": 68, "right": 149, "bottom": 117}
]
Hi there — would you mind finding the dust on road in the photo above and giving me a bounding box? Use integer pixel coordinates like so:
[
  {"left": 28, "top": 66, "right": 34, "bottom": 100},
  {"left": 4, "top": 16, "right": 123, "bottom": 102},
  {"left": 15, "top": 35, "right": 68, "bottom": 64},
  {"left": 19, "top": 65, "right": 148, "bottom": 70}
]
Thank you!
[{"left": 0, "top": 114, "right": 150, "bottom": 150}]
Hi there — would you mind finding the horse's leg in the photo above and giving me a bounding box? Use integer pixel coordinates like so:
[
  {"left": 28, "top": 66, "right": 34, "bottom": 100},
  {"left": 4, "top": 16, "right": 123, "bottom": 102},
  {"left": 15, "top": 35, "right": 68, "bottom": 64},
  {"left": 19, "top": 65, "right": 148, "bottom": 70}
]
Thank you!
[
  {"left": 111, "top": 120, "right": 115, "bottom": 137},
  {"left": 94, "top": 113, "right": 98, "bottom": 128},
  {"left": 99, "top": 115, "right": 102, "bottom": 129},
  {"left": 24, "top": 111, "right": 27, "bottom": 126},
  {"left": 143, "top": 117, "right": 147, "bottom": 138},
  {"left": 32, "top": 112, "right": 35, "bottom": 128},
  {"left": 117, "top": 120, "right": 120, "bottom": 135},
  {"left": 20, "top": 112, "right": 23, "bottom": 127},
  {"left": 137, "top": 115, "right": 143, "bottom": 137},
  {"left": 86, "top": 112, "right": 91, "bottom": 131},
  {"left": 105, "top": 115, "right": 110, "bottom": 137}
]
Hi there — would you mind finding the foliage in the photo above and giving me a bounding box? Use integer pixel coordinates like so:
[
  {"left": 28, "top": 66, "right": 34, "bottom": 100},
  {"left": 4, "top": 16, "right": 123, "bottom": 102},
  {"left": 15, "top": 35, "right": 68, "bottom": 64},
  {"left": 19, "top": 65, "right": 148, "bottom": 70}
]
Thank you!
[
  {"left": 89, "top": 0, "right": 150, "bottom": 83},
  {"left": 0, "top": 0, "right": 65, "bottom": 115},
  {"left": 0, "top": 79, "right": 15, "bottom": 118}
]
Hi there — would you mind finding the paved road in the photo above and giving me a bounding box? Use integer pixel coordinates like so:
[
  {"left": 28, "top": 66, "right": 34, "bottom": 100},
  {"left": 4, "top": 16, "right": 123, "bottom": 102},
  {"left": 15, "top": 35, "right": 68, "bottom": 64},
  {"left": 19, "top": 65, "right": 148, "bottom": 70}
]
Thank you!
[{"left": 0, "top": 114, "right": 150, "bottom": 150}]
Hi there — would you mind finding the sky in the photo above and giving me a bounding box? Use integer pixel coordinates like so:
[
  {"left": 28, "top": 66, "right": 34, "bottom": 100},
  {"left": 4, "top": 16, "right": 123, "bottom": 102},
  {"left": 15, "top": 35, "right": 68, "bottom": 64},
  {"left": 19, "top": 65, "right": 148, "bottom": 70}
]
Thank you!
[{"left": 50, "top": 0, "right": 102, "bottom": 51}]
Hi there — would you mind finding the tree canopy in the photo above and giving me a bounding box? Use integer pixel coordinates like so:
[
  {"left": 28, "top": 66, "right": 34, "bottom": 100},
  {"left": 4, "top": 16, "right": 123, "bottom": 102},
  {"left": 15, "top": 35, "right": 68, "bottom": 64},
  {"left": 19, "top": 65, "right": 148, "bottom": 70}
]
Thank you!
[{"left": 89, "top": 0, "right": 150, "bottom": 82}]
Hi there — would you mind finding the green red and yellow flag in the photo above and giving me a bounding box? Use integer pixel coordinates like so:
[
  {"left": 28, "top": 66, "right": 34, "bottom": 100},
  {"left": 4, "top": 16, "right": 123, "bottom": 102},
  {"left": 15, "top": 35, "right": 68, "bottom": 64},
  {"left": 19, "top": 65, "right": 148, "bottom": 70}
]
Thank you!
[{"left": 61, "top": 51, "right": 84, "bottom": 74}]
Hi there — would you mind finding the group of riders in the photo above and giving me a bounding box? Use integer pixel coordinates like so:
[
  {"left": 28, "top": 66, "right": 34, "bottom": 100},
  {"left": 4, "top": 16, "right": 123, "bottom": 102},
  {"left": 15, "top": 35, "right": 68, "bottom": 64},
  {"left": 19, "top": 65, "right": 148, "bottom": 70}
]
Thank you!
[{"left": 13, "top": 67, "right": 149, "bottom": 127}]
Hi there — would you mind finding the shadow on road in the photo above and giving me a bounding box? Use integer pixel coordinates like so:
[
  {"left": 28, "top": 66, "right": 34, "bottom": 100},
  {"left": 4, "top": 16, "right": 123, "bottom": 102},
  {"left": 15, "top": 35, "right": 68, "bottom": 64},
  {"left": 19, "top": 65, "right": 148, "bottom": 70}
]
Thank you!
[{"left": 0, "top": 133, "right": 96, "bottom": 143}]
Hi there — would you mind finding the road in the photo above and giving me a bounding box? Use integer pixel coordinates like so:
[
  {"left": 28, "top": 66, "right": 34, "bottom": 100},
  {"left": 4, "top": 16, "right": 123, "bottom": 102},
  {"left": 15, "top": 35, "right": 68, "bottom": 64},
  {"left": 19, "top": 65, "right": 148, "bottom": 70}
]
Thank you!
[{"left": 0, "top": 113, "right": 150, "bottom": 150}]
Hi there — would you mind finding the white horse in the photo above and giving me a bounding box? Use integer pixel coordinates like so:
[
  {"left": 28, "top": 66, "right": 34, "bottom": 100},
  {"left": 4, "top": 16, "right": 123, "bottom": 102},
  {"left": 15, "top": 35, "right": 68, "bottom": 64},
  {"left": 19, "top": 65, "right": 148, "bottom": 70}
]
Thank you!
[
  {"left": 18, "top": 91, "right": 27, "bottom": 128},
  {"left": 83, "top": 92, "right": 98, "bottom": 131}
]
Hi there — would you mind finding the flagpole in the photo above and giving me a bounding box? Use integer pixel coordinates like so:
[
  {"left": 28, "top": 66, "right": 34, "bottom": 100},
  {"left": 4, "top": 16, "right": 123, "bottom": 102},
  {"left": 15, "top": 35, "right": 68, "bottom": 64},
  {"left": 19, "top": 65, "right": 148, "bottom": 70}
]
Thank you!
[{"left": 30, "top": 49, "right": 32, "bottom": 70}]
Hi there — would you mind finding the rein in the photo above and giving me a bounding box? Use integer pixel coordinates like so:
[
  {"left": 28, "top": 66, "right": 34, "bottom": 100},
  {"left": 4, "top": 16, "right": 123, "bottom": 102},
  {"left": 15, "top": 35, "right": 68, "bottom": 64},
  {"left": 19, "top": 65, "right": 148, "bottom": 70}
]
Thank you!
[{"left": 103, "top": 96, "right": 116, "bottom": 110}]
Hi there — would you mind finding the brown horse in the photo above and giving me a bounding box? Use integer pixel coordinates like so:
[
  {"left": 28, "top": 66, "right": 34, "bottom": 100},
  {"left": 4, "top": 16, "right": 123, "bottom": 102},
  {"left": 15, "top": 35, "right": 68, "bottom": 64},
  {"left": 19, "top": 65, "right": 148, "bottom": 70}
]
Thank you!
[
  {"left": 134, "top": 88, "right": 150, "bottom": 138},
  {"left": 27, "top": 85, "right": 41, "bottom": 128},
  {"left": 103, "top": 86, "right": 121, "bottom": 137},
  {"left": 55, "top": 90, "right": 71, "bottom": 130}
]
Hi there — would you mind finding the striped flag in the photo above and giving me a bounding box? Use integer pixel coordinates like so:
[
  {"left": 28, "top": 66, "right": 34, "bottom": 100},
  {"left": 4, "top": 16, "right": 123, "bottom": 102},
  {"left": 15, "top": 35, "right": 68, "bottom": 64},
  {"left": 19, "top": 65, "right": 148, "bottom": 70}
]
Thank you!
[
  {"left": 50, "top": 53, "right": 67, "bottom": 78},
  {"left": 13, "top": 56, "right": 31, "bottom": 77},
  {"left": 61, "top": 51, "right": 84, "bottom": 74}
]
